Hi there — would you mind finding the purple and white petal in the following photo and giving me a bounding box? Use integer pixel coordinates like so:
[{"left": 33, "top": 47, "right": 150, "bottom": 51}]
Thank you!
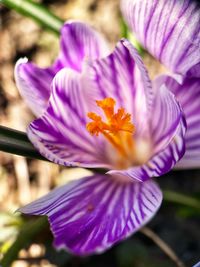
[
  {"left": 121, "top": 0, "right": 200, "bottom": 75},
  {"left": 19, "top": 174, "right": 162, "bottom": 255},
  {"left": 15, "top": 58, "right": 57, "bottom": 117},
  {"left": 15, "top": 21, "right": 109, "bottom": 117},
  {"left": 154, "top": 75, "right": 200, "bottom": 169},
  {"left": 27, "top": 68, "right": 112, "bottom": 168},
  {"left": 57, "top": 21, "right": 109, "bottom": 72},
  {"left": 87, "top": 39, "right": 153, "bottom": 139},
  {"left": 186, "top": 62, "right": 200, "bottom": 78},
  {"left": 109, "top": 85, "right": 186, "bottom": 181}
]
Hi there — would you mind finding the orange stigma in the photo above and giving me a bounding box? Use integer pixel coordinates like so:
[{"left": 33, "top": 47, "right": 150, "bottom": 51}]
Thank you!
[{"left": 86, "top": 97, "right": 135, "bottom": 158}]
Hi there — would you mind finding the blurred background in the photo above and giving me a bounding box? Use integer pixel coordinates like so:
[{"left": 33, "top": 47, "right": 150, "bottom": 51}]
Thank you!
[{"left": 0, "top": 0, "right": 199, "bottom": 266}]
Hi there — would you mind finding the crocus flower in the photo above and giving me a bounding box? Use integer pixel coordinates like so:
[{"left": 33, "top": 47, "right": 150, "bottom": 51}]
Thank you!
[
  {"left": 15, "top": 22, "right": 186, "bottom": 255},
  {"left": 121, "top": 0, "right": 200, "bottom": 77},
  {"left": 121, "top": 0, "right": 200, "bottom": 168}
]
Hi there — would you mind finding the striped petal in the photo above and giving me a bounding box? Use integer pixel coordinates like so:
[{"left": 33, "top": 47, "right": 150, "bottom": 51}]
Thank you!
[
  {"left": 19, "top": 174, "right": 162, "bottom": 255},
  {"left": 15, "top": 21, "right": 109, "bottom": 117},
  {"left": 121, "top": 0, "right": 200, "bottom": 75},
  {"left": 154, "top": 75, "right": 200, "bottom": 169},
  {"left": 109, "top": 84, "right": 186, "bottom": 181},
  {"left": 58, "top": 21, "right": 109, "bottom": 71},
  {"left": 15, "top": 58, "right": 57, "bottom": 117},
  {"left": 27, "top": 68, "right": 112, "bottom": 168},
  {"left": 87, "top": 39, "right": 153, "bottom": 139}
]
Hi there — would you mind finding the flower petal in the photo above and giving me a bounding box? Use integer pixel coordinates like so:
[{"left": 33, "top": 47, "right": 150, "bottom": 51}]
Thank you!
[
  {"left": 154, "top": 75, "right": 200, "bottom": 169},
  {"left": 58, "top": 21, "right": 109, "bottom": 71},
  {"left": 121, "top": 0, "right": 200, "bottom": 75},
  {"left": 86, "top": 39, "right": 153, "bottom": 139},
  {"left": 186, "top": 62, "right": 200, "bottom": 78},
  {"left": 19, "top": 174, "right": 162, "bottom": 255},
  {"left": 109, "top": 84, "right": 186, "bottom": 181},
  {"left": 28, "top": 68, "right": 111, "bottom": 168},
  {"left": 15, "top": 58, "right": 57, "bottom": 117},
  {"left": 15, "top": 21, "right": 109, "bottom": 117}
]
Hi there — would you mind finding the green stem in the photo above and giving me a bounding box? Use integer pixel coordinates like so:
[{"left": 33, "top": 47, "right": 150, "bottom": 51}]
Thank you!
[
  {"left": 0, "top": 126, "right": 106, "bottom": 174},
  {"left": 0, "top": 0, "right": 64, "bottom": 35},
  {"left": 163, "top": 190, "right": 200, "bottom": 210},
  {"left": 0, "top": 125, "right": 48, "bottom": 161},
  {"left": 120, "top": 17, "right": 129, "bottom": 39},
  {"left": 120, "top": 17, "right": 145, "bottom": 55},
  {"left": 1, "top": 217, "right": 48, "bottom": 267}
]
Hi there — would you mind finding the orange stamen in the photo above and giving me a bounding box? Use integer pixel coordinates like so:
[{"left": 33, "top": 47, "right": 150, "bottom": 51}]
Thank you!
[{"left": 86, "top": 97, "right": 135, "bottom": 157}]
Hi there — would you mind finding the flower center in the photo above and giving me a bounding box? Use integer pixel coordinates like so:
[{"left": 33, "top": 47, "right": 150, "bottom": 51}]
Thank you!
[{"left": 86, "top": 97, "right": 136, "bottom": 167}]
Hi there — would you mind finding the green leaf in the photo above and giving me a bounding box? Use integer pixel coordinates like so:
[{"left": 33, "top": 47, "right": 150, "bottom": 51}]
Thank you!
[
  {"left": 0, "top": 0, "right": 64, "bottom": 35},
  {"left": 1, "top": 217, "right": 48, "bottom": 267},
  {"left": 120, "top": 17, "right": 129, "bottom": 39},
  {"left": 0, "top": 126, "right": 48, "bottom": 161},
  {"left": 0, "top": 126, "right": 107, "bottom": 175}
]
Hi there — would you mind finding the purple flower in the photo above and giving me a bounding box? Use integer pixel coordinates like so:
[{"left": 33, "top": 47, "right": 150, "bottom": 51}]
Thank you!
[
  {"left": 15, "top": 22, "right": 186, "bottom": 255},
  {"left": 121, "top": 0, "right": 200, "bottom": 77}
]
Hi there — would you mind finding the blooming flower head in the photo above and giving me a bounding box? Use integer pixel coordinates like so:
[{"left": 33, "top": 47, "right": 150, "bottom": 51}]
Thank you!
[
  {"left": 121, "top": 0, "right": 200, "bottom": 169},
  {"left": 15, "top": 22, "right": 186, "bottom": 255}
]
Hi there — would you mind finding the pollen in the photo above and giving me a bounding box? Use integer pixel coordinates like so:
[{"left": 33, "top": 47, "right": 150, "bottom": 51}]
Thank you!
[{"left": 86, "top": 97, "right": 135, "bottom": 157}]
